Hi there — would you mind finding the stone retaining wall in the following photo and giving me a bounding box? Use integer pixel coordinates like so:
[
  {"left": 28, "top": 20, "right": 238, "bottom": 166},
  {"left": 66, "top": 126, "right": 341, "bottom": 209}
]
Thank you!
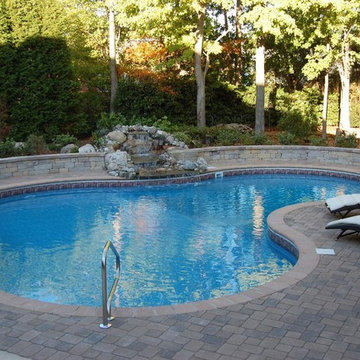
[
  {"left": 1, "top": 146, "right": 360, "bottom": 179},
  {"left": 0, "top": 153, "right": 105, "bottom": 179},
  {"left": 168, "top": 145, "right": 360, "bottom": 168}
]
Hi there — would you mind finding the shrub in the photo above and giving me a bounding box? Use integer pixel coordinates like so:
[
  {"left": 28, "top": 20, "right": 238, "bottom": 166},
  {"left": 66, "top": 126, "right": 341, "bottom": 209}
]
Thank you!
[
  {"left": 114, "top": 76, "right": 254, "bottom": 127},
  {"left": 50, "top": 134, "right": 78, "bottom": 151},
  {"left": 327, "top": 93, "right": 339, "bottom": 127},
  {"left": 308, "top": 135, "right": 328, "bottom": 147},
  {"left": 172, "top": 131, "right": 193, "bottom": 145},
  {"left": 350, "top": 83, "right": 360, "bottom": 128},
  {"left": 0, "top": 139, "right": 20, "bottom": 158},
  {"left": 277, "top": 132, "right": 298, "bottom": 145},
  {"left": 152, "top": 117, "right": 178, "bottom": 133},
  {"left": 252, "top": 133, "right": 273, "bottom": 145},
  {"left": 92, "top": 132, "right": 107, "bottom": 150},
  {"left": 23, "top": 135, "right": 48, "bottom": 155},
  {"left": 5, "top": 37, "right": 82, "bottom": 141},
  {"left": 97, "top": 113, "right": 129, "bottom": 133},
  {"left": 335, "top": 132, "right": 358, "bottom": 148},
  {"left": 276, "top": 88, "right": 321, "bottom": 138}
]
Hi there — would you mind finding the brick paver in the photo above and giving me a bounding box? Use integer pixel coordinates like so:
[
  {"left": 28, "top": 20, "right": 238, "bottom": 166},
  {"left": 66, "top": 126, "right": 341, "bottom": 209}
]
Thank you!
[{"left": 1, "top": 176, "right": 360, "bottom": 359}]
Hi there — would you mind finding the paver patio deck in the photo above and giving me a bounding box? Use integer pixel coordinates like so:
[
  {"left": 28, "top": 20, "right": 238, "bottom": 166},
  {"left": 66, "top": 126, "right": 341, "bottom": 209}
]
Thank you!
[{"left": 1, "top": 167, "right": 360, "bottom": 359}]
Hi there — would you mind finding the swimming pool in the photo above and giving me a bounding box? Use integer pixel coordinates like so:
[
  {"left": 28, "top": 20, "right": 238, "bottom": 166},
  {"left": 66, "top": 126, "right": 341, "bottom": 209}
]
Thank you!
[{"left": 1, "top": 171, "right": 360, "bottom": 308}]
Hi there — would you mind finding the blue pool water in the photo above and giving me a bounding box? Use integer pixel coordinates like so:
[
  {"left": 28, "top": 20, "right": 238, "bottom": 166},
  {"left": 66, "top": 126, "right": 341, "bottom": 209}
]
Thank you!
[{"left": 0, "top": 173, "right": 360, "bottom": 308}]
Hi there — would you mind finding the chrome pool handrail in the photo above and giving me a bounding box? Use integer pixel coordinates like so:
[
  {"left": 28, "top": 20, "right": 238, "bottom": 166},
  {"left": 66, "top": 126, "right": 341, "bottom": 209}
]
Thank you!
[{"left": 99, "top": 240, "right": 120, "bottom": 329}]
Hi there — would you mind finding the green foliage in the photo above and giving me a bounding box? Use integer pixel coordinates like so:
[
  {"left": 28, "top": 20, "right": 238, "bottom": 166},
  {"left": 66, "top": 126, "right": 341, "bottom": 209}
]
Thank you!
[
  {"left": 252, "top": 133, "right": 272, "bottom": 145},
  {"left": 277, "top": 132, "right": 298, "bottom": 145},
  {"left": 0, "top": 139, "right": 20, "bottom": 158},
  {"left": 1, "top": 36, "right": 83, "bottom": 141},
  {"left": 308, "top": 135, "right": 328, "bottom": 147},
  {"left": 168, "top": 126, "right": 272, "bottom": 147},
  {"left": 350, "top": 84, "right": 360, "bottom": 128},
  {"left": 97, "top": 113, "right": 128, "bottom": 133},
  {"left": 19, "top": 37, "right": 78, "bottom": 138},
  {"left": 115, "top": 76, "right": 253, "bottom": 127},
  {"left": 152, "top": 117, "right": 178, "bottom": 133},
  {"left": 276, "top": 88, "right": 321, "bottom": 138},
  {"left": 92, "top": 132, "right": 107, "bottom": 151},
  {"left": 23, "top": 134, "right": 48, "bottom": 155},
  {"left": 172, "top": 131, "right": 193, "bottom": 145},
  {"left": 324, "top": 85, "right": 360, "bottom": 128},
  {"left": 214, "top": 129, "right": 248, "bottom": 146},
  {"left": 327, "top": 92, "right": 339, "bottom": 127},
  {"left": 96, "top": 112, "right": 172, "bottom": 133},
  {"left": 335, "top": 132, "right": 359, "bottom": 148},
  {"left": 50, "top": 134, "right": 78, "bottom": 151}
]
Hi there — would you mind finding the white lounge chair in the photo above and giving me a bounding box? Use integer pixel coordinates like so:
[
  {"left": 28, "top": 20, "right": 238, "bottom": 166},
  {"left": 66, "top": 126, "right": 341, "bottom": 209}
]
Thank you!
[
  {"left": 325, "top": 215, "right": 360, "bottom": 240},
  {"left": 325, "top": 194, "right": 360, "bottom": 217}
]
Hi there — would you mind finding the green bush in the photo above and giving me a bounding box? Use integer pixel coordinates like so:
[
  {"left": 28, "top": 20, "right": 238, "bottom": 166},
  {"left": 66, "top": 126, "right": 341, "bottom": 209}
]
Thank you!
[
  {"left": 172, "top": 131, "right": 193, "bottom": 145},
  {"left": 211, "top": 128, "right": 245, "bottom": 146},
  {"left": 252, "top": 133, "right": 273, "bottom": 145},
  {"left": 277, "top": 132, "right": 298, "bottom": 145},
  {"left": 350, "top": 83, "right": 360, "bottom": 128},
  {"left": 0, "top": 139, "right": 20, "bottom": 158},
  {"left": 23, "top": 134, "right": 48, "bottom": 155},
  {"left": 335, "top": 132, "right": 358, "bottom": 148},
  {"left": 276, "top": 88, "right": 321, "bottom": 138},
  {"left": 114, "top": 76, "right": 254, "bottom": 127},
  {"left": 3, "top": 37, "right": 83, "bottom": 141},
  {"left": 92, "top": 132, "right": 107, "bottom": 150},
  {"left": 327, "top": 93, "right": 339, "bottom": 127},
  {"left": 152, "top": 117, "right": 179, "bottom": 133},
  {"left": 170, "top": 126, "right": 272, "bottom": 147},
  {"left": 50, "top": 134, "right": 78, "bottom": 151},
  {"left": 308, "top": 135, "right": 328, "bottom": 147}
]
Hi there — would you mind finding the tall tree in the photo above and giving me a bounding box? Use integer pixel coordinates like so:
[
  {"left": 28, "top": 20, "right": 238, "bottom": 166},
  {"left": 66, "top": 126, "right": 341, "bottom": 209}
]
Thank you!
[
  {"left": 301, "top": 0, "right": 360, "bottom": 131},
  {"left": 194, "top": 2, "right": 207, "bottom": 127},
  {"left": 255, "top": 41, "right": 265, "bottom": 134},
  {"left": 234, "top": 0, "right": 242, "bottom": 86},
  {"left": 242, "top": 0, "right": 301, "bottom": 134},
  {"left": 108, "top": 1, "right": 118, "bottom": 114},
  {"left": 117, "top": 0, "right": 232, "bottom": 127},
  {"left": 190, "top": 0, "right": 233, "bottom": 127}
]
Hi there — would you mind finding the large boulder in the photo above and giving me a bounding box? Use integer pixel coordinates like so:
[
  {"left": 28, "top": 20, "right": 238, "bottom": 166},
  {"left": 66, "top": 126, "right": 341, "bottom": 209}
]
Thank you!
[
  {"left": 182, "top": 160, "right": 197, "bottom": 171},
  {"left": 60, "top": 144, "right": 78, "bottom": 154},
  {"left": 105, "top": 151, "right": 130, "bottom": 171},
  {"left": 104, "top": 151, "right": 137, "bottom": 179},
  {"left": 107, "top": 130, "right": 127, "bottom": 144},
  {"left": 78, "top": 144, "right": 96, "bottom": 153},
  {"left": 216, "top": 123, "right": 253, "bottom": 133},
  {"left": 196, "top": 157, "right": 208, "bottom": 172}
]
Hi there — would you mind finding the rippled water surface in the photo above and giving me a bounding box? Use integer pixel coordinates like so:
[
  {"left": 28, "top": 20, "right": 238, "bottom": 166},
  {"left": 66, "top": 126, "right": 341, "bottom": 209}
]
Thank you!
[{"left": 1, "top": 174, "right": 360, "bottom": 307}]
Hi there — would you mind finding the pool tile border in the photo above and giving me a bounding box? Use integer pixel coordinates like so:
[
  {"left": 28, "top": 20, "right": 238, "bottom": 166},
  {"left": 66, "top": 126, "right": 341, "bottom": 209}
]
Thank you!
[
  {"left": 1, "top": 166, "right": 360, "bottom": 199},
  {"left": 0, "top": 167, "right": 351, "bottom": 318}
]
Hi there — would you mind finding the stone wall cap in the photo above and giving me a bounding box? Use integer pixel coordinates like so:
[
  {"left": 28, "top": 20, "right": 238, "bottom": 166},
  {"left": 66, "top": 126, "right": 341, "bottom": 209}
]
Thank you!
[
  {"left": 168, "top": 145, "right": 360, "bottom": 153},
  {"left": 0, "top": 152, "right": 106, "bottom": 163}
]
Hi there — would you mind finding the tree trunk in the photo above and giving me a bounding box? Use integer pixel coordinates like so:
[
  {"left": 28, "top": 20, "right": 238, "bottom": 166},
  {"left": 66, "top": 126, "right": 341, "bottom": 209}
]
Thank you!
[
  {"left": 109, "top": 1, "right": 118, "bottom": 114},
  {"left": 322, "top": 43, "right": 330, "bottom": 140},
  {"left": 255, "top": 42, "right": 265, "bottom": 134},
  {"left": 322, "top": 71, "right": 329, "bottom": 140},
  {"left": 234, "top": 0, "right": 242, "bottom": 86},
  {"left": 195, "top": 5, "right": 206, "bottom": 128},
  {"left": 338, "top": 42, "right": 351, "bottom": 131}
]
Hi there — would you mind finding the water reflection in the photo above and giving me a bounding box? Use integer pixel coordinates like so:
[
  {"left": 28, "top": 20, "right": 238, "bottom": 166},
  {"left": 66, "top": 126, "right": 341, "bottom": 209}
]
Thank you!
[{"left": 1, "top": 174, "right": 360, "bottom": 307}]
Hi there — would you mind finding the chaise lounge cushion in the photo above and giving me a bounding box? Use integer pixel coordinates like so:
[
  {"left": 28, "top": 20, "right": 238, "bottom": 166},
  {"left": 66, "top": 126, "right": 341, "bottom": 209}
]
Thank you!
[
  {"left": 325, "top": 215, "right": 360, "bottom": 240},
  {"left": 325, "top": 194, "right": 360, "bottom": 216}
]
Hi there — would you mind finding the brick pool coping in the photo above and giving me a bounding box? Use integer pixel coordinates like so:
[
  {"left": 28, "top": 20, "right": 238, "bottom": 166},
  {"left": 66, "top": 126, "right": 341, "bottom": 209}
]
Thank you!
[{"left": 2, "top": 166, "right": 346, "bottom": 318}]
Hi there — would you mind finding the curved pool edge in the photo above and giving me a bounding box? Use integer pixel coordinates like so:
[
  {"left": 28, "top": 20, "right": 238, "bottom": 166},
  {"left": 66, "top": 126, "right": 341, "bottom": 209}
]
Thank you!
[{"left": 0, "top": 172, "right": 322, "bottom": 318}]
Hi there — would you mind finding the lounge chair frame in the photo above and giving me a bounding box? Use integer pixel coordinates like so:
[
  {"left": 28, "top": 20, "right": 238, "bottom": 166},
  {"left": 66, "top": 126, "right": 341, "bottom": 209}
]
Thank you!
[
  {"left": 325, "top": 194, "right": 360, "bottom": 218},
  {"left": 325, "top": 214, "right": 360, "bottom": 240}
]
